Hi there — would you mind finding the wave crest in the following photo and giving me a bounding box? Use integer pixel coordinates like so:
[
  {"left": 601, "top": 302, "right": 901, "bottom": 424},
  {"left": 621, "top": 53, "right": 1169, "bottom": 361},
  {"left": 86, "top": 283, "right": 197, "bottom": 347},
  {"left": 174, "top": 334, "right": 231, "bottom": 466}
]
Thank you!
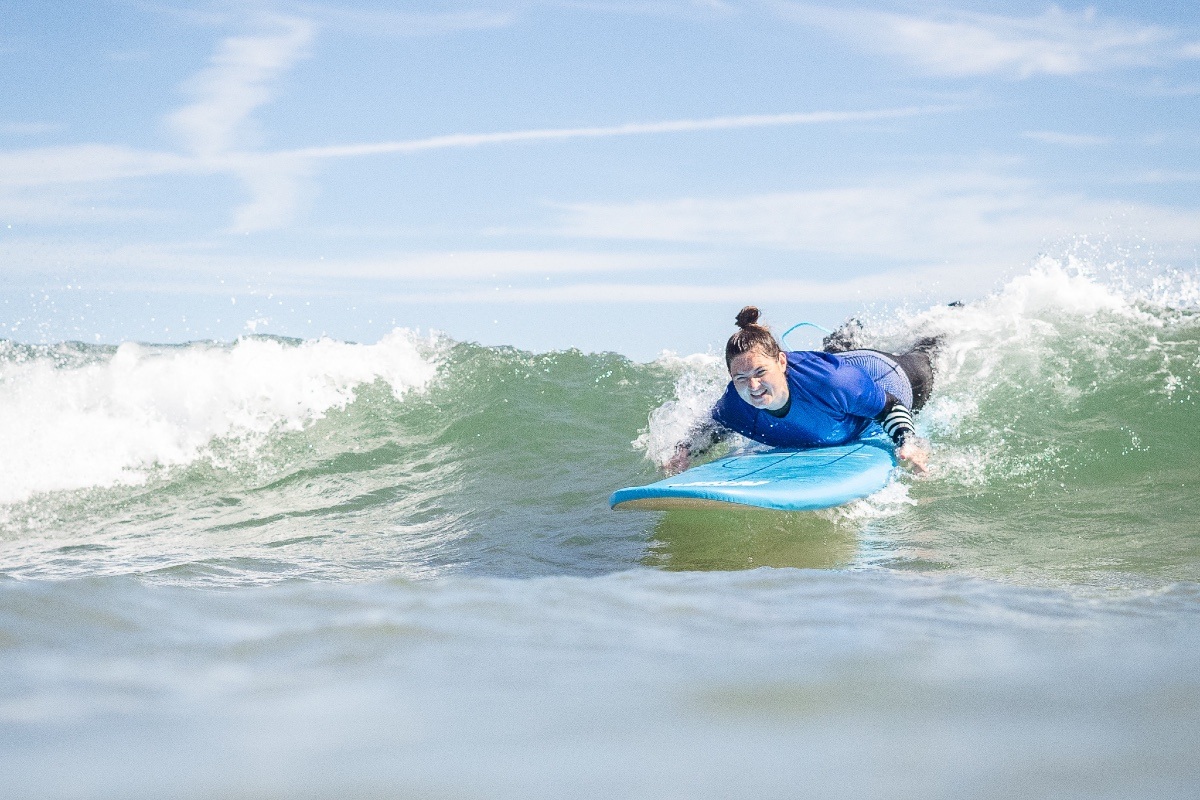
[{"left": 0, "top": 330, "right": 439, "bottom": 505}]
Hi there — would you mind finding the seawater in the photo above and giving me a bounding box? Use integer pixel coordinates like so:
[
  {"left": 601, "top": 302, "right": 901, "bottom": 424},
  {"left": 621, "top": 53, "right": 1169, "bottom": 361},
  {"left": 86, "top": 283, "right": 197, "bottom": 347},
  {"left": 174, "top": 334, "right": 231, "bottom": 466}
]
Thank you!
[{"left": 2, "top": 259, "right": 1199, "bottom": 798}]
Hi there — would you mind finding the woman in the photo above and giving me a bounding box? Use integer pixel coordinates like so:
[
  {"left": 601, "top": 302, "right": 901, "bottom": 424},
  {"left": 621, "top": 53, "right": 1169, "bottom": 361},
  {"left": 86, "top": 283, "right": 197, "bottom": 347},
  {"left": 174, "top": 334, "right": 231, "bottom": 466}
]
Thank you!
[{"left": 668, "top": 306, "right": 935, "bottom": 474}]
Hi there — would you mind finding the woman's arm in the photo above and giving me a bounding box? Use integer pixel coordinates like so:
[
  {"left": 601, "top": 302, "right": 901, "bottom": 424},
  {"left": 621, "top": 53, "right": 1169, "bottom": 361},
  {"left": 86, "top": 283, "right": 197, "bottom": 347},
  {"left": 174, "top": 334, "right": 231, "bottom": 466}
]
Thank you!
[
  {"left": 666, "top": 418, "right": 728, "bottom": 475},
  {"left": 875, "top": 394, "right": 929, "bottom": 474}
]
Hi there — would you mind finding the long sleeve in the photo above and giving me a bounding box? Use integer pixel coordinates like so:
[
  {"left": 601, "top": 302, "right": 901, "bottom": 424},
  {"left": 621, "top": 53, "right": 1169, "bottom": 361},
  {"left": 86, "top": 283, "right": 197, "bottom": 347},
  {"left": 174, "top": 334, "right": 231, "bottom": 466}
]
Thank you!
[{"left": 875, "top": 393, "right": 916, "bottom": 446}]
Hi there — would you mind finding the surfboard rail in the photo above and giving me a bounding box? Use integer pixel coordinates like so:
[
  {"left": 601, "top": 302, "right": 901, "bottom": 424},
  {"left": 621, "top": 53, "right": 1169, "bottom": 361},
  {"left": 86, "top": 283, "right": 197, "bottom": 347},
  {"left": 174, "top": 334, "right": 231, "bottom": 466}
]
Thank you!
[{"left": 610, "top": 436, "right": 896, "bottom": 513}]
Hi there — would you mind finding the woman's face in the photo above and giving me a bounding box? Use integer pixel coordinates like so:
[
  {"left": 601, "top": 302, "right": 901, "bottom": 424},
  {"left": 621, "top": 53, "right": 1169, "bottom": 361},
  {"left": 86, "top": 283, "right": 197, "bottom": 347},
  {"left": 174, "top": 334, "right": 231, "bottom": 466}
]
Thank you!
[{"left": 729, "top": 349, "right": 789, "bottom": 411}]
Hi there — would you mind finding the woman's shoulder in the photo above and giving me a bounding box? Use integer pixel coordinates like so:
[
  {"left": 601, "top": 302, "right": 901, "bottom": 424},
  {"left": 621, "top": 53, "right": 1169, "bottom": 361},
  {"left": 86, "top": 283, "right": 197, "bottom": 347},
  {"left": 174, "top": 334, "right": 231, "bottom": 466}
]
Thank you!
[
  {"left": 786, "top": 349, "right": 877, "bottom": 399},
  {"left": 711, "top": 380, "right": 751, "bottom": 427},
  {"left": 785, "top": 349, "right": 841, "bottom": 371}
]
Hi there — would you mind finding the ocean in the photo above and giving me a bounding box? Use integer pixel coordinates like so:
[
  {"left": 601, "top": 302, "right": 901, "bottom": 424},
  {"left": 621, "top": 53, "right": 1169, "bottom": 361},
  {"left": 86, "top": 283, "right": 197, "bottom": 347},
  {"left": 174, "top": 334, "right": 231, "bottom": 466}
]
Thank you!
[{"left": 2, "top": 258, "right": 1199, "bottom": 798}]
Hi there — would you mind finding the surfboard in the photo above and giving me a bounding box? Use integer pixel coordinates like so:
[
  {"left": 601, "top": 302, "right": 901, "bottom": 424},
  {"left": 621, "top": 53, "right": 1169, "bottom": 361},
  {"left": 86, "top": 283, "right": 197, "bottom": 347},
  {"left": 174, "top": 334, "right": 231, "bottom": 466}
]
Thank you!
[{"left": 610, "top": 434, "right": 896, "bottom": 512}]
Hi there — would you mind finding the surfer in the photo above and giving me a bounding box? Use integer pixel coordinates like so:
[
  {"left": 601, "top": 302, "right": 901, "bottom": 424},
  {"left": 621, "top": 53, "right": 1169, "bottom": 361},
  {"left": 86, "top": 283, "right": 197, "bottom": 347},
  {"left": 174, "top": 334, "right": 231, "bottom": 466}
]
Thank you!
[{"left": 668, "top": 307, "right": 937, "bottom": 475}]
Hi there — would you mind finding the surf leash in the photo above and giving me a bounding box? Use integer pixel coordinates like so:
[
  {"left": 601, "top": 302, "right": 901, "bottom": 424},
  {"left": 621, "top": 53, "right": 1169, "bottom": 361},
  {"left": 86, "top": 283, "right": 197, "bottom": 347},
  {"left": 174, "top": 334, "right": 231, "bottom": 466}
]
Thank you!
[{"left": 780, "top": 321, "right": 832, "bottom": 351}]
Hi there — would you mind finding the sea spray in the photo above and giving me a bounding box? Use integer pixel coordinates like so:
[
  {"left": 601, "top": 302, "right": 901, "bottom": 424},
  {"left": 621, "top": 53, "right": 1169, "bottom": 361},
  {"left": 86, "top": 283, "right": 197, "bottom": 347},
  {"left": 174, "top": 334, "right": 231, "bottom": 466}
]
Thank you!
[
  {"left": 0, "top": 260, "right": 1197, "bottom": 588},
  {"left": 3, "top": 261, "right": 1200, "bottom": 799},
  {"left": 632, "top": 351, "right": 730, "bottom": 468},
  {"left": 634, "top": 257, "right": 1199, "bottom": 583},
  {"left": 0, "top": 330, "right": 439, "bottom": 505}
]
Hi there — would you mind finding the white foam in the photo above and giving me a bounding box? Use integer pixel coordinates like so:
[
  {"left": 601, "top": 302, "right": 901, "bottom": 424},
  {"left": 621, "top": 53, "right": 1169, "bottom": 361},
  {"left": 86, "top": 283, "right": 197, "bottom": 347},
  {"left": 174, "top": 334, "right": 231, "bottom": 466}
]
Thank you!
[
  {"left": 877, "top": 256, "right": 1194, "bottom": 487},
  {"left": 633, "top": 352, "right": 729, "bottom": 468},
  {"left": 0, "top": 330, "right": 439, "bottom": 505},
  {"left": 636, "top": 257, "right": 1193, "bottom": 490},
  {"left": 818, "top": 477, "right": 917, "bottom": 525},
  {"left": 899, "top": 256, "right": 1139, "bottom": 350}
]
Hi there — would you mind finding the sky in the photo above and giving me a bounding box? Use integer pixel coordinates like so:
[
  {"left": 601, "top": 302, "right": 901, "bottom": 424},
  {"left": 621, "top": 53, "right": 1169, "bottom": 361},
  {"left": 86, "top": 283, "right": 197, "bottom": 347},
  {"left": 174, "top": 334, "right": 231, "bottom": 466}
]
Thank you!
[{"left": 2, "top": 0, "right": 1198, "bottom": 359}]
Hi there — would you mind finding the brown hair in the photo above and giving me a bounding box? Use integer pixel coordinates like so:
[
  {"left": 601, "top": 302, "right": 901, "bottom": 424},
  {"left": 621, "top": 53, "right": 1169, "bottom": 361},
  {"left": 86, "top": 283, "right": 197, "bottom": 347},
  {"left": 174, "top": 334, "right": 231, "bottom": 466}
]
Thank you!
[{"left": 725, "top": 306, "right": 782, "bottom": 367}]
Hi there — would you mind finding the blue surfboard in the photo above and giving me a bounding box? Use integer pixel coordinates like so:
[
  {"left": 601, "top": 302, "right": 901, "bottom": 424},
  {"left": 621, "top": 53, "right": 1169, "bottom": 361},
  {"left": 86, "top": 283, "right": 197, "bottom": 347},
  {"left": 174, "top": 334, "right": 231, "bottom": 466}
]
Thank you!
[{"left": 610, "top": 433, "right": 896, "bottom": 512}]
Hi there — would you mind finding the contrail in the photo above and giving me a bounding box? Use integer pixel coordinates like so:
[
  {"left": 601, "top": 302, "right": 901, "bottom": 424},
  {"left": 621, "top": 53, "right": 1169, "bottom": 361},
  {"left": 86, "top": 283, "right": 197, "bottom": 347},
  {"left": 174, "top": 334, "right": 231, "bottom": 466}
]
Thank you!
[{"left": 285, "top": 105, "right": 958, "bottom": 160}]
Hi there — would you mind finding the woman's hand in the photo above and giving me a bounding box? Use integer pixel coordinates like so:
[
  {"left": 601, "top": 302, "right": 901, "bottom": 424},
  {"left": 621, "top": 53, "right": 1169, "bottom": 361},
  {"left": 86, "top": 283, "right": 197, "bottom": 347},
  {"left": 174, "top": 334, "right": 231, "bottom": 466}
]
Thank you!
[
  {"left": 896, "top": 437, "right": 930, "bottom": 475},
  {"left": 665, "top": 447, "right": 690, "bottom": 476}
]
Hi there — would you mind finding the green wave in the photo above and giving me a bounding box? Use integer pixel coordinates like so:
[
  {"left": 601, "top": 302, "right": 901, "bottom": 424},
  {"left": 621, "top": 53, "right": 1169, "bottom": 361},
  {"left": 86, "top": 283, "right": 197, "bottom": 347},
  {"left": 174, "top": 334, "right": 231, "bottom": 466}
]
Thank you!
[{"left": 3, "top": 265, "right": 1199, "bottom": 588}]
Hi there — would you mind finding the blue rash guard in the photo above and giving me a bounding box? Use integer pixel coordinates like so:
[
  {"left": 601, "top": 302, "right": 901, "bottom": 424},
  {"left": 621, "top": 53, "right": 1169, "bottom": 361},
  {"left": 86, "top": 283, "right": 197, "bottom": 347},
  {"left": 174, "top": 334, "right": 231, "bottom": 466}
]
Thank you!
[{"left": 712, "top": 351, "right": 887, "bottom": 448}]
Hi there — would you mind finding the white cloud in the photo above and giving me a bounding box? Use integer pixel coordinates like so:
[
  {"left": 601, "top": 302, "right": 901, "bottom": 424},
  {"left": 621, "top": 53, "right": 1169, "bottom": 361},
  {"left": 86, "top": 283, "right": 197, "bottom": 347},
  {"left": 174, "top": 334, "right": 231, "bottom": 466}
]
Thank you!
[
  {"left": 1021, "top": 130, "right": 1112, "bottom": 146},
  {"left": 0, "top": 144, "right": 213, "bottom": 226},
  {"left": 0, "top": 121, "right": 63, "bottom": 136},
  {"left": 0, "top": 104, "right": 954, "bottom": 230},
  {"left": 0, "top": 240, "right": 703, "bottom": 282},
  {"left": 168, "top": 17, "right": 314, "bottom": 157},
  {"left": 298, "top": 4, "right": 515, "bottom": 36},
  {"left": 1137, "top": 81, "right": 1200, "bottom": 97},
  {"left": 375, "top": 263, "right": 987, "bottom": 305},
  {"left": 161, "top": 17, "right": 316, "bottom": 232},
  {"left": 287, "top": 105, "right": 953, "bottom": 159},
  {"left": 0, "top": 16, "right": 321, "bottom": 221},
  {"left": 0, "top": 145, "right": 194, "bottom": 188},
  {"left": 0, "top": 187, "right": 164, "bottom": 225},
  {"left": 550, "top": 172, "right": 1200, "bottom": 264},
  {"left": 225, "top": 154, "right": 316, "bottom": 233},
  {"left": 781, "top": 4, "right": 1186, "bottom": 78},
  {"left": 1127, "top": 170, "right": 1200, "bottom": 184},
  {"left": 289, "top": 250, "right": 704, "bottom": 279}
]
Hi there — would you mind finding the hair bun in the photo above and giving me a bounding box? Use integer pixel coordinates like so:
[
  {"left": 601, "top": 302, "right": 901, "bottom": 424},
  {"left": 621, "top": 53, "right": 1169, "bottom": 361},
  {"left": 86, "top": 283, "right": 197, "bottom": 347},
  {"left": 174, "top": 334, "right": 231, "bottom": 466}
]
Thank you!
[{"left": 735, "top": 306, "right": 761, "bottom": 329}]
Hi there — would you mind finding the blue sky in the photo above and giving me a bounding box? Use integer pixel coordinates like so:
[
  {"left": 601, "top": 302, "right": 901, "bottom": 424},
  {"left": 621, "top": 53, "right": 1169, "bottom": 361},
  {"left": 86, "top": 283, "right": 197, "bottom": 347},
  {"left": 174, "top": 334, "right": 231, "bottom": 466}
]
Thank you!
[{"left": 2, "top": 0, "right": 1198, "bottom": 358}]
